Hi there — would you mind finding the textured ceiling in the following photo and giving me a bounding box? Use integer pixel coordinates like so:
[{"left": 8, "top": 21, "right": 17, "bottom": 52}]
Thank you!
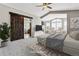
[{"left": 2, "top": 3, "right": 79, "bottom": 17}]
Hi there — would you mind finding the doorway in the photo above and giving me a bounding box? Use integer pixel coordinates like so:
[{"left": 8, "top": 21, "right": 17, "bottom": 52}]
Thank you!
[
  {"left": 10, "top": 12, "right": 32, "bottom": 41},
  {"left": 24, "top": 18, "right": 31, "bottom": 38}
]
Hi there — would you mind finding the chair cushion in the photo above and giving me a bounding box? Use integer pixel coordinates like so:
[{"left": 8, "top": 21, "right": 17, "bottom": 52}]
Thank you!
[{"left": 69, "top": 30, "right": 79, "bottom": 40}]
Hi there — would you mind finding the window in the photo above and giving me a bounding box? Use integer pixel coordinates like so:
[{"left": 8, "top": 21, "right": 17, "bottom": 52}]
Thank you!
[
  {"left": 43, "top": 14, "right": 67, "bottom": 32},
  {"left": 64, "top": 19, "right": 67, "bottom": 31},
  {"left": 52, "top": 19, "right": 62, "bottom": 31}
]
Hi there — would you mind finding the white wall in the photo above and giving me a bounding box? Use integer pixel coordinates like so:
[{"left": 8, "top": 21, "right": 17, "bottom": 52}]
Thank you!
[
  {"left": 0, "top": 4, "right": 10, "bottom": 25},
  {"left": 31, "top": 17, "right": 41, "bottom": 37},
  {"left": 0, "top": 4, "right": 41, "bottom": 38}
]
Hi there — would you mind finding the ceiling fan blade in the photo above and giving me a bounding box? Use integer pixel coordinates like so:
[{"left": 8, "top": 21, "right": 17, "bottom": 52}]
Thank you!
[
  {"left": 43, "top": 3, "right": 52, "bottom": 5},
  {"left": 36, "top": 5, "right": 43, "bottom": 7},
  {"left": 47, "top": 6, "right": 52, "bottom": 9},
  {"left": 47, "top": 3, "right": 52, "bottom": 5}
]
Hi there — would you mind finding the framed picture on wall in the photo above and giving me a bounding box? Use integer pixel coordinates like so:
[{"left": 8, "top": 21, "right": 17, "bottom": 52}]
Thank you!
[{"left": 70, "top": 17, "right": 79, "bottom": 30}]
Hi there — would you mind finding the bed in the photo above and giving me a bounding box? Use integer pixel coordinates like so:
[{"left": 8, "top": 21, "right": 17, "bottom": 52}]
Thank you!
[
  {"left": 36, "top": 30, "right": 79, "bottom": 55},
  {"left": 37, "top": 32, "right": 67, "bottom": 50}
]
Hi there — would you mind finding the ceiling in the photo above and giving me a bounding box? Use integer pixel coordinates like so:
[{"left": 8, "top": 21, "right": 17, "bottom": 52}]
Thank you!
[
  {"left": 2, "top": 3, "right": 79, "bottom": 17},
  {"left": 41, "top": 14, "right": 67, "bottom": 21}
]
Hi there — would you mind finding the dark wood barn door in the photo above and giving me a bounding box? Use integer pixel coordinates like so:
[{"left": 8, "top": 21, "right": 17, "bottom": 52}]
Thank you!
[{"left": 10, "top": 13, "right": 24, "bottom": 41}]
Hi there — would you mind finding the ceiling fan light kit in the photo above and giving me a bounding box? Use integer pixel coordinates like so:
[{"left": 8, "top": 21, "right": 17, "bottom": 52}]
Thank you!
[{"left": 36, "top": 3, "right": 52, "bottom": 10}]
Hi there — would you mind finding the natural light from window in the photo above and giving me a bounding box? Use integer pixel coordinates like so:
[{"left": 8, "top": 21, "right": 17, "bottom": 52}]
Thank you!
[{"left": 44, "top": 14, "right": 67, "bottom": 33}]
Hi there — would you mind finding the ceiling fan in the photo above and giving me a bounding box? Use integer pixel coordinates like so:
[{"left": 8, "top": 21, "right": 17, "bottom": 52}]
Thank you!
[{"left": 36, "top": 3, "right": 52, "bottom": 10}]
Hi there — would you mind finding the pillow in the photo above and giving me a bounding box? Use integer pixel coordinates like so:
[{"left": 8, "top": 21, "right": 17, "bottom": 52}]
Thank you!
[{"left": 69, "top": 30, "right": 79, "bottom": 40}]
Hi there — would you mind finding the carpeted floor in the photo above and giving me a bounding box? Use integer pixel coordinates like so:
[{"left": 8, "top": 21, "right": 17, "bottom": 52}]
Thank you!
[
  {"left": 0, "top": 38, "right": 70, "bottom": 56},
  {"left": 0, "top": 38, "right": 41, "bottom": 56}
]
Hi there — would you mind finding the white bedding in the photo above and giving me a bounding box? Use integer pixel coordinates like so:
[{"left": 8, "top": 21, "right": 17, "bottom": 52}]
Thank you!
[{"left": 34, "top": 31, "right": 45, "bottom": 37}]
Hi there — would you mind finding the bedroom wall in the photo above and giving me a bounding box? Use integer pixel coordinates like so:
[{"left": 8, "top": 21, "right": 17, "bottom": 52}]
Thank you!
[
  {"left": 31, "top": 17, "right": 41, "bottom": 37},
  {"left": 0, "top": 4, "right": 10, "bottom": 25},
  {"left": 49, "top": 10, "right": 79, "bottom": 33},
  {"left": 0, "top": 4, "right": 41, "bottom": 38}
]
